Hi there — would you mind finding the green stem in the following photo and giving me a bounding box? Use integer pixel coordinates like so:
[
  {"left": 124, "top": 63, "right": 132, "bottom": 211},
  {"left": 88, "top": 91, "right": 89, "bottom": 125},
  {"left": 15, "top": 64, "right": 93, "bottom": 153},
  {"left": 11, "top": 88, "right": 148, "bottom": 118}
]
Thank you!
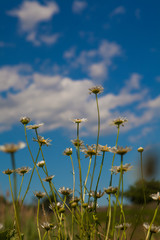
[
  {"left": 109, "top": 125, "right": 120, "bottom": 186},
  {"left": 18, "top": 175, "right": 24, "bottom": 202},
  {"left": 148, "top": 232, "right": 152, "bottom": 240},
  {"left": 83, "top": 157, "right": 92, "bottom": 202},
  {"left": 105, "top": 194, "right": 111, "bottom": 240},
  {"left": 10, "top": 152, "right": 17, "bottom": 201},
  {"left": 48, "top": 231, "right": 51, "bottom": 240},
  {"left": 145, "top": 202, "right": 159, "bottom": 240},
  {"left": 42, "top": 231, "right": 47, "bottom": 240},
  {"left": 88, "top": 93, "right": 100, "bottom": 204},
  {"left": 9, "top": 175, "right": 21, "bottom": 240},
  {"left": 70, "top": 155, "right": 75, "bottom": 200},
  {"left": 37, "top": 199, "right": 41, "bottom": 240},
  {"left": 140, "top": 151, "right": 146, "bottom": 205}
]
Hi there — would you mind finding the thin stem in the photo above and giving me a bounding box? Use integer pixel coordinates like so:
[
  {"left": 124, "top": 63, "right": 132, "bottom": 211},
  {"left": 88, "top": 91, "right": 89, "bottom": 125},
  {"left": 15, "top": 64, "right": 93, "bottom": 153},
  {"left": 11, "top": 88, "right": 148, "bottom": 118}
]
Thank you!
[
  {"left": 105, "top": 194, "right": 111, "bottom": 240},
  {"left": 83, "top": 156, "right": 92, "bottom": 202},
  {"left": 9, "top": 175, "right": 21, "bottom": 240},
  {"left": 70, "top": 155, "right": 75, "bottom": 200},
  {"left": 109, "top": 125, "right": 120, "bottom": 186},
  {"left": 37, "top": 199, "right": 41, "bottom": 240},
  {"left": 89, "top": 93, "right": 100, "bottom": 203},
  {"left": 145, "top": 202, "right": 159, "bottom": 240},
  {"left": 140, "top": 151, "right": 146, "bottom": 205},
  {"left": 10, "top": 153, "right": 17, "bottom": 201},
  {"left": 42, "top": 231, "right": 47, "bottom": 240},
  {"left": 17, "top": 175, "right": 24, "bottom": 202},
  {"left": 95, "top": 151, "right": 105, "bottom": 193}
]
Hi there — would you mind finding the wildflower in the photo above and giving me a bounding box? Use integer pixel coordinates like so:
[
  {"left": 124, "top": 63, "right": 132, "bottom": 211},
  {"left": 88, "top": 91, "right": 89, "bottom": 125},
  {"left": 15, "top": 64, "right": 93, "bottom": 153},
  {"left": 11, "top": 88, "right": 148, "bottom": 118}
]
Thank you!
[
  {"left": 16, "top": 167, "right": 31, "bottom": 175},
  {"left": 43, "top": 175, "right": 55, "bottom": 182},
  {"left": 115, "top": 223, "right": 131, "bottom": 230},
  {"left": 27, "top": 123, "right": 44, "bottom": 130},
  {"left": 138, "top": 147, "right": 144, "bottom": 153},
  {"left": 41, "top": 222, "right": 56, "bottom": 231},
  {"left": 89, "top": 86, "right": 104, "bottom": 95},
  {"left": 150, "top": 192, "right": 160, "bottom": 201},
  {"left": 104, "top": 186, "right": 118, "bottom": 195},
  {"left": 70, "top": 196, "right": 80, "bottom": 203},
  {"left": 71, "top": 139, "right": 84, "bottom": 147},
  {"left": 71, "top": 118, "right": 88, "bottom": 124},
  {"left": 3, "top": 169, "right": 14, "bottom": 175},
  {"left": 34, "top": 191, "right": 46, "bottom": 199},
  {"left": 98, "top": 144, "right": 111, "bottom": 152},
  {"left": 81, "top": 144, "right": 101, "bottom": 158},
  {"left": 88, "top": 202, "right": 99, "bottom": 211},
  {"left": 63, "top": 148, "right": 72, "bottom": 156},
  {"left": 33, "top": 136, "right": 52, "bottom": 146},
  {"left": 59, "top": 187, "right": 72, "bottom": 196},
  {"left": 111, "top": 117, "right": 128, "bottom": 127},
  {"left": 110, "top": 146, "right": 132, "bottom": 155},
  {"left": 49, "top": 202, "right": 63, "bottom": 211},
  {"left": 143, "top": 223, "right": 160, "bottom": 233},
  {"left": 0, "top": 142, "right": 26, "bottom": 154},
  {"left": 110, "top": 164, "right": 133, "bottom": 174},
  {"left": 37, "top": 161, "right": 45, "bottom": 168},
  {"left": 89, "top": 190, "right": 104, "bottom": 199},
  {"left": 20, "top": 116, "right": 31, "bottom": 125}
]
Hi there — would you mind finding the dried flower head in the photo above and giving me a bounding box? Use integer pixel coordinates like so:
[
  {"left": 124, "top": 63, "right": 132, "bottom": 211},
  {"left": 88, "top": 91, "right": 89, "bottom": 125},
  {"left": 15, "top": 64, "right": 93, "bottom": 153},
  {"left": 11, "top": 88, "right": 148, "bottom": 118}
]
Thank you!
[
  {"left": 81, "top": 144, "right": 101, "bottom": 158},
  {"left": 71, "top": 118, "right": 88, "bottom": 124},
  {"left": 104, "top": 186, "right": 118, "bottom": 195},
  {"left": 49, "top": 202, "right": 63, "bottom": 211},
  {"left": 37, "top": 161, "right": 45, "bottom": 168},
  {"left": 89, "top": 190, "right": 104, "bottom": 199},
  {"left": 71, "top": 139, "right": 84, "bottom": 147},
  {"left": 63, "top": 148, "right": 72, "bottom": 156},
  {"left": 27, "top": 123, "right": 44, "bottom": 130},
  {"left": 34, "top": 191, "right": 46, "bottom": 199},
  {"left": 110, "top": 146, "right": 132, "bottom": 155},
  {"left": 20, "top": 116, "right": 31, "bottom": 125},
  {"left": 138, "top": 147, "right": 144, "bottom": 153},
  {"left": 33, "top": 136, "right": 52, "bottom": 146},
  {"left": 89, "top": 86, "right": 104, "bottom": 95},
  {"left": 0, "top": 142, "right": 26, "bottom": 154},
  {"left": 98, "top": 144, "right": 111, "bottom": 152},
  {"left": 16, "top": 167, "right": 32, "bottom": 175},
  {"left": 110, "top": 164, "right": 133, "bottom": 174},
  {"left": 115, "top": 223, "right": 131, "bottom": 230},
  {"left": 43, "top": 175, "right": 55, "bottom": 182},
  {"left": 3, "top": 169, "right": 14, "bottom": 175},
  {"left": 111, "top": 117, "right": 128, "bottom": 127},
  {"left": 143, "top": 223, "right": 160, "bottom": 234},
  {"left": 59, "top": 187, "right": 72, "bottom": 196},
  {"left": 41, "top": 222, "right": 54, "bottom": 231},
  {"left": 150, "top": 192, "right": 160, "bottom": 201}
]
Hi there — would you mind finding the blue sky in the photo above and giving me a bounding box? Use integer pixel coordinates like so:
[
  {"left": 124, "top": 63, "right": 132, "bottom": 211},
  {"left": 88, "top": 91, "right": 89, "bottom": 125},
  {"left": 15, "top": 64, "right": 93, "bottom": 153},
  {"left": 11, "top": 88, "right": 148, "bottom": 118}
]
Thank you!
[{"left": 0, "top": 0, "right": 160, "bottom": 205}]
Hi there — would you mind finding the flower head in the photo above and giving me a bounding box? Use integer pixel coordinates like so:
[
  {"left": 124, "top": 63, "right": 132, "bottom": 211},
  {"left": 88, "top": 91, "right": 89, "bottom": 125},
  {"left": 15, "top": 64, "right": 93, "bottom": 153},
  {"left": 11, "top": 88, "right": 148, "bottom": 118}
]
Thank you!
[
  {"left": 63, "top": 148, "right": 72, "bottom": 156},
  {"left": 138, "top": 147, "right": 144, "bottom": 153},
  {"left": 81, "top": 144, "right": 101, "bottom": 158},
  {"left": 37, "top": 161, "right": 45, "bottom": 168},
  {"left": 20, "top": 116, "right": 31, "bottom": 125},
  {"left": 43, "top": 175, "right": 55, "bottom": 183},
  {"left": 59, "top": 187, "right": 72, "bottom": 196},
  {"left": 0, "top": 142, "right": 26, "bottom": 154},
  {"left": 27, "top": 123, "right": 44, "bottom": 130},
  {"left": 110, "top": 164, "right": 133, "bottom": 175},
  {"left": 71, "top": 139, "right": 84, "bottom": 148},
  {"left": 150, "top": 192, "right": 160, "bottom": 201},
  {"left": 111, "top": 117, "right": 128, "bottom": 127},
  {"left": 34, "top": 191, "right": 46, "bottom": 199},
  {"left": 16, "top": 167, "right": 32, "bottom": 176},
  {"left": 89, "top": 190, "right": 104, "bottom": 199},
  {"left": 49, "top": 202, "right": 63, "bottom": 211},
  {"left": 110, "top": 146, "right": 132, "bottom": 155},
  {"left": 3, "top": 169, "right": 14, "bottom": 175},
  {"left": 33, "top": 136, "right": 52, "bottom": 146},
  {"left": 89, "top": 86, "right": 104, "bottom": 95},
  {"left": 115, "top": 223, "right": 131, "bottom": 230},
  {"left": 71, "top": 118, "right": 88, "bottom": 124},
  {"left": 143, "top": 223, "right": 160, "bottom": 234},
  {"left": 41, "top": 222, "right": 55, "bottom": 231},
  {"left": 98, "top": 144, "right": 111, "bottom": 152},
  {"left": 104, "top": 186, "right": 118, "bottom": 195},
  {"left": 88, "top": 202, "right": 99, "bottom": 212}
]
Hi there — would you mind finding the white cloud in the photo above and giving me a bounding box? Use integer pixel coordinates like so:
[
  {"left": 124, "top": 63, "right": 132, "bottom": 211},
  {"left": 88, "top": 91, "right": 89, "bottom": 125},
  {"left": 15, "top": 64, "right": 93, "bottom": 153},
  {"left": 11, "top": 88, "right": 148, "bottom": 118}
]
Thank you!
[
  {"left": 8, "top": 1, "right": 59, "bottom": 46},
  {"left": 0, "top": 65, "right": 159, "bottom": 138},
  {"left": 121, "top": 73, "right": 142, "bottom": 93},
  {"left": 88, "top": 62, "right": 107, "bottom": 79},
  {"left": 63, "top": 47, "right": 76, "bottom": 59},
  {"left": 110, "top": 6, "right": 126, "bottom": 18},
  {"left": 72, "top": 1, "right": 87, "bottom": 14},
  {"left": 129, "top": 127, "right": 152, "bottom": 142}
]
